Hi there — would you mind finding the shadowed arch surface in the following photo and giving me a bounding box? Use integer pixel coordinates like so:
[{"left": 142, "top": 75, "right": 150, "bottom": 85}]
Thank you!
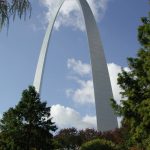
[{"left": 33, "top": 0, "right": 118, "bottom": 131}]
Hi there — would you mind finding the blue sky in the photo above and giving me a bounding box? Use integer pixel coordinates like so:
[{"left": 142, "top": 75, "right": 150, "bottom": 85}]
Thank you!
[{"left": 0, "top": 0, "right": 149, "bottom": 129}]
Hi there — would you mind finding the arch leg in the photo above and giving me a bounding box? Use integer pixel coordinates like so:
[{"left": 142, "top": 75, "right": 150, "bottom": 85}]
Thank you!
[
  {"left": 33, "top": 0, "right": 65, "bottom": 93},
  {"left": 78, "top": 0, "right": 118, "bottom": 131}
]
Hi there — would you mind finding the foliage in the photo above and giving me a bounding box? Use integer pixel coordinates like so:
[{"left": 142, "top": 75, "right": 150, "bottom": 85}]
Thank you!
[
  {"left": 102, "top": 128, "right": 124, "bottom": 146},
  {"left": 78, "top": 128, "right": 101, "bottom": 144},
  {"left": 111, "top": 12, "right": 150, "bottom": 149},
  {"left": 54, "top": 128, "right": 82, "bottom": 150},
  {"left": 80, "top": 139, "right": 117, "bottom": 150},
  {"left": 138, "top": 15, "right": 150, "bottom": 48},
  {"left": 53, "top": 128, "right": 103, "bottom": 149},
  {"left": 53, "top": 128, "right": 126, "bottom": 150},
  {"left": 0, "top": 0, "right": 31, "bottom": 30},
  {"left": 0, "top": 86, "right": 57, "bottom": 150}
]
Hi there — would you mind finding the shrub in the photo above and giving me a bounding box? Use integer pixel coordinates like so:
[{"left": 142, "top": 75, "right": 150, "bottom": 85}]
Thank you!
[{"left": 80, "top": 138, "right": 117, "bottom": 150}]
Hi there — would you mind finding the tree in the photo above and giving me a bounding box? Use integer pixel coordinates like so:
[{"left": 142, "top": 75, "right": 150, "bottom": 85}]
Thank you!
[
  {"left": 138, "top": 15, "right": 150, "bottom": 48},
  {"left": 78, "top": 128, "right": 102, "bottom": 146},
  {"left": 102, "top": 128, "right": 124, "bottom": 146},
  {"left": 53, "top": 128, "right": 126, "bottom": 149},
  {"left": 80, "top": 139, "right": 118, "bottom": 150},
  {"left": 0, "top": 0, "right": 31, "bottom": 30},
  {"left": 0, "top": 86, "right": 57, "bottom": 150},
  {"left": 111, "top": 12, "right": 150, "bottom": 149},
  {"left": 54, "top": 128, "right": 81, "bottom": 150}
]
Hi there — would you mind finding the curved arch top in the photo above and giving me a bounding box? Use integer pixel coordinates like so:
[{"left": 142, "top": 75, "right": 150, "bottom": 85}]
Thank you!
[{"left": 33, "top": 0, "right": 118, "bottom": 131}]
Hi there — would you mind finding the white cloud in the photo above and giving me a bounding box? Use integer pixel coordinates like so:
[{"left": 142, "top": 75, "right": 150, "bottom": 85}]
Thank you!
[
  {"left": 107, "top": 63, "right": 123, "bottom": 104},
  {"left": 117, "top": 117, "right": 123, "bottom": 128},
  {"left": 83, "top": 115, "right": 96, "bottom": 126},
  {"left": 40, "top": 0, "right": 109, "bottom": 31},
  {"left": 67, "top": 58, "right": 91, "bottom": 76},
  {"left": 66, "top": 58, "right": 129, "bottom": 105},
  {"left": 51, "top": 104, "right": 96, "bottom": 129},
  {"left": 107, "top": 63, "right": 130, "bottom": 104},
  {"left": 66, "top": 79, "right": 94, "bottom": 104}
]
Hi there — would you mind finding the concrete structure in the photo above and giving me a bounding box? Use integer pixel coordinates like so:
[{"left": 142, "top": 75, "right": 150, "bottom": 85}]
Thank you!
[{"left": 33, "top": 0, "right": 118, "bottom": 131}]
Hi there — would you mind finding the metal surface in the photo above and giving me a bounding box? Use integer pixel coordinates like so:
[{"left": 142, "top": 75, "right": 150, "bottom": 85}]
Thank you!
[{"left": 33, "top": 0, "right": 118, "bottom": 131}]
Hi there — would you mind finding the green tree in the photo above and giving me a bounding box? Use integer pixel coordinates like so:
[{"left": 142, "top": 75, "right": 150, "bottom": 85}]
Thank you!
[
  {"left": 53, "top": 128, "right": 126, "bottom": 150},
  {"left": 138, "top": 15, "right": 150, "bottom": 48},
  {"left": 102, "top": 128, "right": 124, "bottom": 146},
  {"left": 54, "top": 128, "right": 81, "bottom": 150},
  {"left": 0, "top": 86, "right": 57, "bottom": 150},
  {"left": 80, "top": 139, "right": 117, "bottom": 150},
  {"left": 78, "top": 128, "right": 101, "bottom": 144},
  {"left": 111, "top": 12, "right": 150, "bottom": 149},
  {"left": 0, "top": 0, "right": 31, "bottom": 30}
]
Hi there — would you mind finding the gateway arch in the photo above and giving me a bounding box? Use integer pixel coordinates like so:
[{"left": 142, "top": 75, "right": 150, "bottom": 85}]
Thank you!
[{"left": 33, "top": 0, "right": 118, "bottom": 131}]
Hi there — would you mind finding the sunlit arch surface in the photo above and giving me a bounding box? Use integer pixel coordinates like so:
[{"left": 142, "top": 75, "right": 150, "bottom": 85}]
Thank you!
[{"left": 33, "top": 0, "right": 118, "bottom": 131}]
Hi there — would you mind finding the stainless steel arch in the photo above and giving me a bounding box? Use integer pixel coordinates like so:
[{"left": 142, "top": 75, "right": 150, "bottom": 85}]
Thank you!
[{"left": 33, "top": 0, "right": 118, "bottom": 131}]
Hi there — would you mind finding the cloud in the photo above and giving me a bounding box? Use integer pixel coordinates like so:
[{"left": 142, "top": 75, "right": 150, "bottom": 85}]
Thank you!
[
  {"left": 51, "top": 104, "right": 96, "bottom": 129},
  {"left": 117, "top": 117, "right": 123, "bottom": 128},
  {"left": 40, "top": 0, "right": 109, "bottom": 31},
  {"left": 66, "top": 79, "right": 94, "bottom": 104},
  {"left": 67, "top": 58, "right": 91, "bottom": 76},
  {"left": 107, "top": 63, "right": 127, "bottom": 104},
  {"left": 66, "top": 58, "right": 129, "bottom": 105}
]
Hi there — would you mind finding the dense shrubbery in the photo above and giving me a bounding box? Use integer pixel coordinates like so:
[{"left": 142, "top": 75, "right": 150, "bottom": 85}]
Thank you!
[
  {"left": 53, "top": 127, "right": 126, "bottom": 150},
  {"left": 80, "top": 139, "right": 117, "bottom": 150}
]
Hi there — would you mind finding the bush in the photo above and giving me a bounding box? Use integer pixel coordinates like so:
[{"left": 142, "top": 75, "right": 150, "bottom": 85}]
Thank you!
[{"left": 80, "top": 139, "right": 117, "bottom": 150}]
